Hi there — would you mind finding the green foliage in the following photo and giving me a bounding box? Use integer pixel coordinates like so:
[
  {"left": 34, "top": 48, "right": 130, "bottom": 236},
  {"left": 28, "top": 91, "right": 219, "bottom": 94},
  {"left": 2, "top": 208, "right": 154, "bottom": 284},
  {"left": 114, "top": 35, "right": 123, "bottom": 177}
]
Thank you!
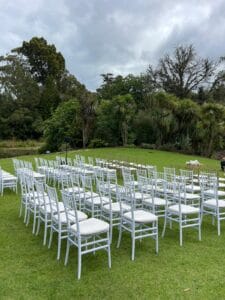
[
  {"left": 13, "top": 37, "right": 65, "bottom": 85},
  {"left": 146, "top": 45, "right": 215, "bottom": 98},
  {"left": 88, "top": 138, "right": 108, "bottom": 148},
  {"left": 43, "top": 99, "right": 81, "bottom": 151},
  {"left": 95, "top": 94, "right": 136, "bottom": 146}
]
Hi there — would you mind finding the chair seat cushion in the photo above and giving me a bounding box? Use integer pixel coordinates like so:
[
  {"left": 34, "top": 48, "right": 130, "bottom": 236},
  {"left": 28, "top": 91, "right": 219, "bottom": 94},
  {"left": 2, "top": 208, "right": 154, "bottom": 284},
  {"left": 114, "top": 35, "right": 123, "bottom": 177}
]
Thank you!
[
  {"left": 143, "top": 197, "right": 168, "bottom": 206},
  {"left": 204, "top": 189, "right": 225, "bottom": 197},
  {"left": 85, "top": 196, "right": 109, "bottom": 205},
  {"left": 185, "top": 185, "right": 201, "bottom": 192},
  {"left": 64, "top": 186, "right": 84, "bottom": 194},
  {"left": 203, "top": 199, "right": 225, "bottom": 208},
  {"left": 40, "top": 202, "right": 65, "bottom": 213},
  {"left": 53, "top": 210, "right": 87, "bottom": 223},
  {"left": 168, "top": 204, "right": 200, "bottom": 214},
  {"left": 103, "top": 202, "right": 131, "bottom": 212},
  {"left": 180, "top": 192, "right": 200, "bottom": 200},
  {"left": 85, "top": 191, "right": 99, "bottom": 198},
  {"left": 71, "top": 218, "right": 109, "bottom": 235},
  {"left": 124, "top": 210, "right": 158, "bottom": 223}
]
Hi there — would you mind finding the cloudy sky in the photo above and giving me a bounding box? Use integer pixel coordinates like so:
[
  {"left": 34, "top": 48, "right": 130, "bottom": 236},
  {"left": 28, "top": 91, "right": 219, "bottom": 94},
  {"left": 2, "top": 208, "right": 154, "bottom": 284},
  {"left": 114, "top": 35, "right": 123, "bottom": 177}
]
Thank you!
[{"left": 1, "top": 0, "right": 225, "bottom": 90}]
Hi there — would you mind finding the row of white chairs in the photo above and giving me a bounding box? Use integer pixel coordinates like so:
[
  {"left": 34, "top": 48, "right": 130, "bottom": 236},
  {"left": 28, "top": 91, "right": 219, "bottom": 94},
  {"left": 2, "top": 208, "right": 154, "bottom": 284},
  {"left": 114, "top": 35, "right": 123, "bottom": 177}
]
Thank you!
[
  {"left": 17, "top": 155, "right": 225, "bottom": 279},
  {"left": 0, "top": 167, "right": 17, "bottom": 195}
]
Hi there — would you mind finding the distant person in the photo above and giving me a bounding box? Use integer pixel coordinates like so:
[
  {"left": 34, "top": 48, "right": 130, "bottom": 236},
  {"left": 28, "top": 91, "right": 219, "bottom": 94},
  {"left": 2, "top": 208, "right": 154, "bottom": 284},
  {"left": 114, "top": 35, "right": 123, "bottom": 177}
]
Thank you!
[{"left": 221, "top": 157, "right": 225, "bottom": 171}]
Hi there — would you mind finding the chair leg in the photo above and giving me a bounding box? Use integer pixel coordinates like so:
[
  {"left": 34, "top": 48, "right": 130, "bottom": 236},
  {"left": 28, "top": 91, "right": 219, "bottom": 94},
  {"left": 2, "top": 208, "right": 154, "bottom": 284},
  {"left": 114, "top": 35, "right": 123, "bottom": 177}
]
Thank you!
[
  {"left": 32, "top": 209, "right": 37, "bottom": 234},
  {"left": 162, "top": 213, "right": 167, "bottom": 237},
  {"left": 110, "top": 220, "right": 113, "bottom": 244},
  {"left": 65, "top": 239, "right": 70, "bottom": 266},
  {"left": 77, "top": 244, "right": 82, "bottom": 280},
  {"left": 43, "top": 217, "right": 48, "bottom": 245},
  {"left": 179, "top": 222, "right": 183, "bottom": 246},
  {"left": 107, "top": 231, "right": 111, "bottom": 268},
  {"left": 24, "top": 205, "right": 28, "bottom": 223},
  {"left": 155, "top": 221, "right": 159, "bottom": 254},
  {"left": 198, "top": 213, "right": 201, "bottom": 241},
  {"left": 19, "top": 202, "right": 23, "bottom": 217},
  {"left": 131, "top": 232, "right": 135, "bottom": 261},
  {"left": 218, "top": 216, "right": 221, "bottom": 236},
  {"left": 48, "top": 227, "right": 53, "bottom": 248},
  {"left": 26, "top": 210, "right": 30, "bottom": 226},
  {"left": 57, "top": 231, "right": 61, "bottom": 260},
  {"left": 36, "top": 216, "right": 41, "bottom": 236},
  {"left": 117, "top": 222, "right": 122, "bottom": 248}
]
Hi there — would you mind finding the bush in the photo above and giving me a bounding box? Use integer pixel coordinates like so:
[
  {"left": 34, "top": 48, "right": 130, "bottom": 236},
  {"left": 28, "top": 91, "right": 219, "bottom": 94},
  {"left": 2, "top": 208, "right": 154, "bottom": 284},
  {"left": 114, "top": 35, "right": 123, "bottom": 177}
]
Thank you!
[
  {"left": 140, "top": 143, "right": 156, "bottom": 149},
  {"left": 157, "top": 143, "right": 177, "bottom": 152},
  {"left": 88, "top": 138, "right": 108, "bottom": 148}
]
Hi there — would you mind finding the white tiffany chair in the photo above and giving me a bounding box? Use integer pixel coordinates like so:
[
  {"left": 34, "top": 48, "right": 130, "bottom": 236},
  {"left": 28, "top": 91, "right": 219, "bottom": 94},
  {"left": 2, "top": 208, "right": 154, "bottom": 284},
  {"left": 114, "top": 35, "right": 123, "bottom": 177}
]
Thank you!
[
  {"left": 47, "top": 185, "right": 69, "bottom": 260},
  {"left": 0, "top": 167, "right": 17, "bottom": 195},
  {"left": 62, "top": 191, "right": 111, "bottom": 280},
  {"left": 162, "top": 181, "right": 201, "bottom": 246},
  {"left": 97, "top": 179, "right": 131, "bottom": 242},
  {"left": 180, "top": 169, "right": 200, "bottom": 193},
  {"left": 201, "top": 177, "right": 225, "bottom": 236},
  {"left": 24, "top": 173, "right": 42, "bottom": 234},
  {"left": 141, "top": 176, "right": 168, "bottom": 218},
  {"left": 35, "top": 181, "right": 53, "bottom": 245},
  {"left": 117, "top": 186, "right": 158, "bottom": 260},
  {"left": 82, "top": 175, "right": 109, "bottom": 217}
]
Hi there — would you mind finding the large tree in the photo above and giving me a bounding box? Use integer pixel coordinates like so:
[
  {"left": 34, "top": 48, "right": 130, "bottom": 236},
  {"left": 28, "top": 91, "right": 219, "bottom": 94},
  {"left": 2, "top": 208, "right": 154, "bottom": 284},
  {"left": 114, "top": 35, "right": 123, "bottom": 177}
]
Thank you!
[
  {"left": 13, "top": 37, "right": 65, "bottom": 85},
  {"left": 146, "top": 45, "right": 215, "bottom": 99}
]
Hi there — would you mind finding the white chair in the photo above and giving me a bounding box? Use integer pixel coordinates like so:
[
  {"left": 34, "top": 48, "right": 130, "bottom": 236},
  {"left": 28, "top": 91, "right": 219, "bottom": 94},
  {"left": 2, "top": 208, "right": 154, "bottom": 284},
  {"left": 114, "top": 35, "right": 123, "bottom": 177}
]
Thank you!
[
  {"left": 180, "top": 169, "right": 200, "bottom": 193},
  {"left": 97, "top": 179, "right": 130, "bottom": 242},
  {"left": 82, "top": 175, "right": 109, "bottom": 217},
  {"left": 117, "top": 186, "right": 158, "bottom": 260},
  {"left": 24, "top": 173, "right": 42, "bottom": 234},
  {"left": 0, "top": 168, "right": 17, "bottom": 195},
  {"left": 47, "top": 185, "right": 68, "bottom": 260},
  {"left": 35, "top": 181, "right": 53, "bottom": 245},
  {"left": 201, "top": 177, "right": 225, "bottom": 235},
  {"left": 62, "top": 191, "right": 111, "bottom": 280},
  {"left": 141, "top": 176, "right": 168, "bottom": 218},
  {"left": 162, "top": 181, "right": 201, "bottom": 246}
]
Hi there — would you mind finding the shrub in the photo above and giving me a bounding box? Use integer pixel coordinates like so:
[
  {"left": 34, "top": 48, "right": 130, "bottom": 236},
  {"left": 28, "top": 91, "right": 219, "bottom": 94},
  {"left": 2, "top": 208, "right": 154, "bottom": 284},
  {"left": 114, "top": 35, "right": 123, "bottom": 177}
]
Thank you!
[{"left": 88, "top": 138, "right": 108, "bottom": 148}]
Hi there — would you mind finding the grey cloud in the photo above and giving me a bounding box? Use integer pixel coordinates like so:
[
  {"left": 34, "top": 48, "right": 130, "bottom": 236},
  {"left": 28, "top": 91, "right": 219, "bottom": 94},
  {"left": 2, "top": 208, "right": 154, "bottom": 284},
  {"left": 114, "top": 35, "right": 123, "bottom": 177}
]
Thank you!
[{"left": 0, "top": 0, "right": 225, "bottom": 90}]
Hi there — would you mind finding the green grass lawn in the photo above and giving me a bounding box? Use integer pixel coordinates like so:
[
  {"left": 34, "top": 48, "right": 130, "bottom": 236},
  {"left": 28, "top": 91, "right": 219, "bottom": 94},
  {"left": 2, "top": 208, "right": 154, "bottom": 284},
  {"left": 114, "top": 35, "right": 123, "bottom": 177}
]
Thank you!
[{"left": 0, "top": 147, "right": 225, "bottom": 299}]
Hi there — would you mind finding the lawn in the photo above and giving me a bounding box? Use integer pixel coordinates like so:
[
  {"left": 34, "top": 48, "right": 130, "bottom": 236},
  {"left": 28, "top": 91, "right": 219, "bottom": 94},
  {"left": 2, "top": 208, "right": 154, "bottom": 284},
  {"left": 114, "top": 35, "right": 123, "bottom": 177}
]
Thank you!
[{"left": 0, "top": 147, "right": 224, "bottom": 299}]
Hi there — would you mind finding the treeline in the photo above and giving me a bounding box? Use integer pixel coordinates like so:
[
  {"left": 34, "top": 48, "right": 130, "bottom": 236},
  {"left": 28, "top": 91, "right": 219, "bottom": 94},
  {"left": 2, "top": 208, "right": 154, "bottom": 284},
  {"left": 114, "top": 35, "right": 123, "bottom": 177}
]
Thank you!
[{"left": 1, "top": 37, "right": 225, "bottom": 157}]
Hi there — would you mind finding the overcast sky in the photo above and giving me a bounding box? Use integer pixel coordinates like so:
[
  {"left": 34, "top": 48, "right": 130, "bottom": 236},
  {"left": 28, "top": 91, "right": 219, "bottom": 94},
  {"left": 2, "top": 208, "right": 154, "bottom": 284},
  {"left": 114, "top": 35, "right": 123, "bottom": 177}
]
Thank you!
[{"left": 1, "top": 0, "right": 225, "bottom": 90}]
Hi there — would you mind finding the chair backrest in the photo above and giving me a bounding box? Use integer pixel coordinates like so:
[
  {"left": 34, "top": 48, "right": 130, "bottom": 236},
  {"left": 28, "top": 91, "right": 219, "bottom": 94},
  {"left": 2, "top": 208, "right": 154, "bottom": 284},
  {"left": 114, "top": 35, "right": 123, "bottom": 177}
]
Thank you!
[
  {"left": 46, "top": 185, "right": 61, "bottom": 219},
  {"left": 180, "top": 169, "right": 193, "bottom": 181},
  {"left": 81, "top": 174, "right": 93, "bottom": 192},
  {"left": 137, "top": 175, "right": 149, "bottom": 192},
  {"left": 59, "top": 170, "right": 70, "bottom": 189},
  {"left": 24, "top": 173, "right": 35, "bottom": 200},
  {"left": 94, "top": 168, "right": 104, "bottom": 182},
  {"left": 164, "top": 167, "right": 176, "bottom": 175},
  {"left": 88, "top": 157, "right": 94, "bottom": 165},
  {"left": 62, "top": 190, "right": 80, "bottom": 235},
  {"left": 164, "top": 172, "right": 176, "bottom": 182},
  {"left": 107, "top": 169, "right": 117, "bottom": 185},
  {"left": 35, "top": 180, "right": 48, "bottom": 207},
  {"left": 136, "top": 168, "right": 147, "bottom": 178}
]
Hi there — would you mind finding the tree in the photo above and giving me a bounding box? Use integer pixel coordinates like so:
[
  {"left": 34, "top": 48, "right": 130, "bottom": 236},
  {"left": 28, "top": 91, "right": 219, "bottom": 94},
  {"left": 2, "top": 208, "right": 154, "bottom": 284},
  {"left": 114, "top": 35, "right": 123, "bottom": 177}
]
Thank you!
[
  {"left": 112, "top": 94, "right": 136, "bottom": 145},
  {"left": 97, "top": 73, "right": 149, "bottom": 109},
  {"left": 78, "top": 91, "right": 96, "bottom": 148},
  {"left": 198, "top": 103, "right": 225, "bottom": 157},
  {"left": 0, "top": 54, "right": 42, "bottom": 139},
  {"left": 13, "top": 37, "right": 65, "bottom": 85},
  {"left": 43, "top": 99, "right": 81, "bottom": 151},
  {"left": 146, "top": 45, "right": 215, "bottom": 98}
]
